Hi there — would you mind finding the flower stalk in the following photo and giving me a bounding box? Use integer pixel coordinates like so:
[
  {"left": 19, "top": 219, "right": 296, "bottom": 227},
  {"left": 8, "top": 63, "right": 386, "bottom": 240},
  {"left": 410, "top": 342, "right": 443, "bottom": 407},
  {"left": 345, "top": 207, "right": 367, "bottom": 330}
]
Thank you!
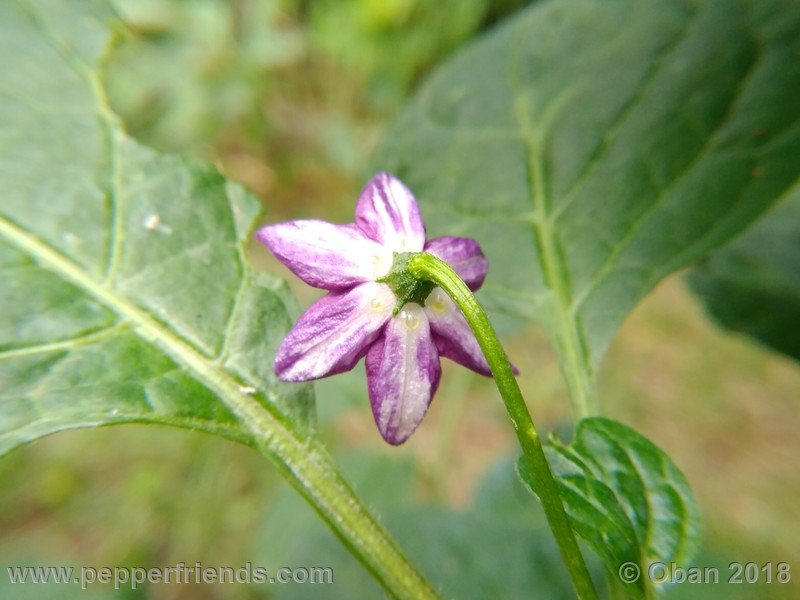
[{"left": 407, "top": 252, "right": 598, "bottom": 600}]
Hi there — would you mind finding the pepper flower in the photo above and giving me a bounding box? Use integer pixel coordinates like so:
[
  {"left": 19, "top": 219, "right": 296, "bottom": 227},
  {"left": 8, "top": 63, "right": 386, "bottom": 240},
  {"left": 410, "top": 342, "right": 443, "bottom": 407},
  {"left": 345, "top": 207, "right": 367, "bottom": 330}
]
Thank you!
[{"left": 257, "top": 172, "right": 493, "bottom": 445}]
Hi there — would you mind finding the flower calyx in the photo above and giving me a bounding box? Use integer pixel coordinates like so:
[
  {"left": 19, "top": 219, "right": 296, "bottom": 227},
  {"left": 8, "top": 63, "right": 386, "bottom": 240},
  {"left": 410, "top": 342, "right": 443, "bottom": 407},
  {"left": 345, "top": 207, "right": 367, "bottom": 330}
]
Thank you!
[{"left": 378, "top": 252, "right": 436, "bottom": 315}]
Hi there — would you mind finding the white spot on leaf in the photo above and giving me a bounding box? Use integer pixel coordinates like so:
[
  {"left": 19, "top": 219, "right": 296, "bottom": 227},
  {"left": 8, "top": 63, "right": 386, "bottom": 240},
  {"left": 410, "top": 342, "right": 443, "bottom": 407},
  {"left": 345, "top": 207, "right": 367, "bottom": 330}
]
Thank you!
[{"left": 142, "top": 212, "right": 173, "bottom": 235}]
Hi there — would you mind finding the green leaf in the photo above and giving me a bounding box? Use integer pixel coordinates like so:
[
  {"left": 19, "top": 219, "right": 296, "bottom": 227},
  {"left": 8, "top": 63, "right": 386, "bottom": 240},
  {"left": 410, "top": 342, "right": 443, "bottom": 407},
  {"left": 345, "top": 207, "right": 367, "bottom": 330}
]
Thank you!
[
  {"left": 0, "top": 4, "right": 453, "bottom": 596},
  {"left": 374, "top": 0, "right": 800, "bottom": 414},
  {"left": 688, "top": 188, "right": 800, "bottom": 361},
  {"left": 517, "top": 418, "right": 700, "bottom": 597},
  {"left": 0, "top": 0, "right": 313, "bottom": 455},
  {"left": 256, "top": 453, "right": 580, "bottom": 600},
  {"left": 105, "top": 0, "right": 304, "bottom": 153}
]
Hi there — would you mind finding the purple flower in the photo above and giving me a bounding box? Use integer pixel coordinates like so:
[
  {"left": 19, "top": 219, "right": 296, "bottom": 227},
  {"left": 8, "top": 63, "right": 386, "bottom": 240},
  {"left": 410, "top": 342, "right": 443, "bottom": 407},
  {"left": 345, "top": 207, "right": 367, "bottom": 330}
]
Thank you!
[{"left": 257, "top": 172, "right": 491, "bottom": 445}]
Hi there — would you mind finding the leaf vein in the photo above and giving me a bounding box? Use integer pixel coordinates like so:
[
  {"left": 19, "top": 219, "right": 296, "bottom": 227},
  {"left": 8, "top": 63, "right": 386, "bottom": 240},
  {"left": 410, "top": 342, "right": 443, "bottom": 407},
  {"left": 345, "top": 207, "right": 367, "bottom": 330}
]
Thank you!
[
  {"left": 572, "top": 35, "right": 767, "bottom": 313},
  {"left": 551, "top": 5, "right": 700, "bottom": 221},
  {"left": 0, "top": 213, "right": 297, "bottom": 439},
  {"left": 0, "top": 324, "right": 123, "bottom": 360}
]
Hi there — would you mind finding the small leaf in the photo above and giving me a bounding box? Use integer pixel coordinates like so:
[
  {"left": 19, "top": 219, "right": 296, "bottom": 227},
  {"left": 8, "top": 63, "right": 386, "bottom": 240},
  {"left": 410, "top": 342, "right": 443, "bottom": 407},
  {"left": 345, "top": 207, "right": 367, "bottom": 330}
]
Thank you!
[
  {"left": 374, "top": 0, "right": 800, "bottom": 407},
  {"left": 0, "top": 0, "right": 313, "bottom": 454},
  {"left": 688, "top": 189, "right": 800, "bottom": 361},
  {"left": 517, "top": 418, "right": 700, "bottom": 597}
]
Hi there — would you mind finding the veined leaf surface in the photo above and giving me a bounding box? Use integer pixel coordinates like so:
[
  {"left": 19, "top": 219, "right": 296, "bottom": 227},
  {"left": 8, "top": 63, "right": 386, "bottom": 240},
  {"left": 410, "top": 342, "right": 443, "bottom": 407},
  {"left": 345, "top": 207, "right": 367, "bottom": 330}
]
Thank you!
[
  {"left": 689, "top": 189, "right": 800, "bottom": 362},
  {"left": 375, "top": 0, "right": 800, "bottom": 412},
  {"left": 0, "top": 0, "right": 313, "bottom": 455},
  {"left": 518, "top": 418, "right": 700, "bottom": 597}
]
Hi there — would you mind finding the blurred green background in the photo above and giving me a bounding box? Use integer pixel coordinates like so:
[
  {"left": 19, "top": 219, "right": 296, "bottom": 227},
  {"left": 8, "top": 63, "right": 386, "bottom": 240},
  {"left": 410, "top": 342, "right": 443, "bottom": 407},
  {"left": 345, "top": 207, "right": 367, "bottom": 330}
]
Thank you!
[{"left": 1, "top": 0, "right": 798, "bottom": 598}]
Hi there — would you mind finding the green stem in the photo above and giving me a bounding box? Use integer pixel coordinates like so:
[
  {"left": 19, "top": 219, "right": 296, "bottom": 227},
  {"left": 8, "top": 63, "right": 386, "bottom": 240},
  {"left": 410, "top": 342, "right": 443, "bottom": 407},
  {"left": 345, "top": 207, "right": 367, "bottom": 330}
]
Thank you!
[
  {"left": 0, "top": 214, "right": 438, "bottom": 600},
  {"left": 242, "top": 410, "right": 440, "bottom": 600},
  {"left": 408, "top": 252, "right": 598, "bottom": 600}
]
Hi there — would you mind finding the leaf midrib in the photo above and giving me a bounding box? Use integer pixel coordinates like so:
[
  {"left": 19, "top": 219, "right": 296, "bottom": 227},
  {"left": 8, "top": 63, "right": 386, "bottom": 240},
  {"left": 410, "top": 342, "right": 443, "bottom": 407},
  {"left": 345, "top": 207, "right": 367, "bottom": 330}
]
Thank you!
[
  {"left": 7, "top": 2, "right": 290, "bottom": 428},
  {"left": 0, "top": 214, "right": 295, "bottom": 437},
  {"left": 497, "top": 3, "right": 711, "bottom": 420},
  {"left": 506, "top": 23, "right": 598, "bottom": 416},
  {"left": 0, "top": 207, "right": 437, "bottom": 600}
]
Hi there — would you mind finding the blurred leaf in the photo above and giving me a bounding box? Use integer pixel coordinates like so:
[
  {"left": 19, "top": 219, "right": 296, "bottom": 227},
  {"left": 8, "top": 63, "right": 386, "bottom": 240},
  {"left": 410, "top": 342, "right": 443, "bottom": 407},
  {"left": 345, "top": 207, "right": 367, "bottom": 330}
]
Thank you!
[
  {"left": 106, "top": 0, "right": 303, "bottom": 153},
  {"left": 0, "top": 0, "right": 313, "bottom": 455},
  {"left": 688, "top": 189, "right": 800, "bottom": 361},
  {"left": 256, "top": 452, "right": 579, "bottom": 599},
  {"left": 313, "top": 368, "right": 369, "bottom": 425},
  {"left": 374, "top": 0, "right": 800, "bottom": 405},
  {"left": 517, "top": 418, "right": 700, "bottom": 597},
  {"left": 473, "top": 454, "right": 552, "bottom": 524},
  {"left": 310, "top": 0, "right": 495, "bottom": 110}
]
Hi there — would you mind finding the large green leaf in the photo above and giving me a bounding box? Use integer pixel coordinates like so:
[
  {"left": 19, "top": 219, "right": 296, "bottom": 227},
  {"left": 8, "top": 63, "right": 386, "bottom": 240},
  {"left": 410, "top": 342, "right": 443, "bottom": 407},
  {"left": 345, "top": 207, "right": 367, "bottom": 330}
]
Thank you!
[
  {"left": 518, "top": 418, "right": 700, "bottom": 597},
  {"left": 374, "top": 0, "right": 800, "bottom": 412},
  {"left": 688, "top": 188, "right": 800, "bottom": 361},
  {"left": 0, "top": 0, "right": 313, "bottom": 455}
]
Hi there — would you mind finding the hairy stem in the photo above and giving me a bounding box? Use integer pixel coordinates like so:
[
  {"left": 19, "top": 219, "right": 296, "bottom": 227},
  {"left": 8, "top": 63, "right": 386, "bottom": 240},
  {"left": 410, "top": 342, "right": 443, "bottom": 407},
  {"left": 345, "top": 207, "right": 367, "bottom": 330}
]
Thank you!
[
  {"left": 0, "top": 214, "right": 438, "bottom": 600},
  {"left": 408, "top": 252, "right": 598, "bottom": 600},
  {"left": 247, "top": 422, "right": 440, "bottom": 600}
]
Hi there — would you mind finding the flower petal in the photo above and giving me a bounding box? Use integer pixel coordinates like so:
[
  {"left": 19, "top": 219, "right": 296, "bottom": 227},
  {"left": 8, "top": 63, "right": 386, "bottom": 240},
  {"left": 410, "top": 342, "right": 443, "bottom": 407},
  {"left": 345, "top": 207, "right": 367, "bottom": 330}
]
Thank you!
[
  {"left": 424, "top": 288, "right": 492, "bottom": 376},
  {"left": 257, "top": 220, "right": 392, "bottom": 290},
  {"left": 424, "top": 236, "right": 488, "bottom": 291},
  {"left": 355, "top": 172, "right": 426, "bottom": 253},
  {"left": 274, "top": 282, "right": 395, "bottom": 381},
  {"left": 366, "top": 304, "right": 441, "bottom": 445}
]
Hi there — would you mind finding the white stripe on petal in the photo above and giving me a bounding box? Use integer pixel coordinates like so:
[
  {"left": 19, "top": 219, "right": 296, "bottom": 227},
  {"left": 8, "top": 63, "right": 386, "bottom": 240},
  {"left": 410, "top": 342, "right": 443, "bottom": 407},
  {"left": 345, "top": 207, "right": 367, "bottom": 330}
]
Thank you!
[
  {"left": 257, "top": 220, "right": 393, "bottom": 289},
  {"left": 275, "top": 282, "right": 395, "bottom": 381},
  {"left": 366, "top": 304, "right": 441, "bottom": 445},
  {"left": 355, "top": 172, "right": 426, "bottom": 253}
]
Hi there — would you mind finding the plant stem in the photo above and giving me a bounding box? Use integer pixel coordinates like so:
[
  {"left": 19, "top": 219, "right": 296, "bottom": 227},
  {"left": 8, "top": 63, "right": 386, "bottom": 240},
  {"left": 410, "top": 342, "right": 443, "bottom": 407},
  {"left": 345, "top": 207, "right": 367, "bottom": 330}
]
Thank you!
[
  {"left": 408, "top": 252, "right": 598, "bottom": 600},
  {"left": 159, "top": 331, "right": 441, "bottom": 600},
  {"left": 191, "top": 361, "right": 444, "bottom": 598},
  {"left": 249, "top": 428, "right": 440, "bottom": 600},
  {"left": 0, "top": 213, "right": 438, "bottom": 600}
]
